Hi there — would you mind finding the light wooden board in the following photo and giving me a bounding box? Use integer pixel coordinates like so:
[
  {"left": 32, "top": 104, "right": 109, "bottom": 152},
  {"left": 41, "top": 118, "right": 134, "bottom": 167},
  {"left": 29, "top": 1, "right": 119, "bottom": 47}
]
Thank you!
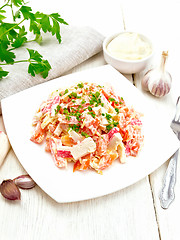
[
  {"left": 0, "top": 54, "right": 160, "bottom": 240},
  {"left": 1, "top": 0, "right": 180, "bottom": 239}
]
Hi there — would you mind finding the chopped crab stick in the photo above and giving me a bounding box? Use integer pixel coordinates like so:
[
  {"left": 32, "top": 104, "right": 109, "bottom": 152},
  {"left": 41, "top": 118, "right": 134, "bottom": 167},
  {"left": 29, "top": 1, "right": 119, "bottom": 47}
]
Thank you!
[
  {"left": 0, "top": 131, "right": 10, "bottom": 167},
  {"left": 71, "top": 137, "right": 96, "bottom": 161}
]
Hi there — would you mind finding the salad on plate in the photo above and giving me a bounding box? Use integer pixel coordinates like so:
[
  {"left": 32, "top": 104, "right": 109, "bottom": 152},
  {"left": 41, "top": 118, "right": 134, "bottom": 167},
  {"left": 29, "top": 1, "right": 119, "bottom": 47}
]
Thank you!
[{"left": 30, "top": 82, "right": 144, "bottom": 174}]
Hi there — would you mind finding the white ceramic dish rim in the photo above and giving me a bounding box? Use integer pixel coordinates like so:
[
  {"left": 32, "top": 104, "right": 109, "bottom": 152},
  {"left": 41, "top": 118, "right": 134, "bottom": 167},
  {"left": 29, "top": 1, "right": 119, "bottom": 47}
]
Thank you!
[
  {"left": 103, "top": 31, "right": 154, "bottom": 63},
  {"left": 1, "top": 65, "right": 179, "bottom": 203}
]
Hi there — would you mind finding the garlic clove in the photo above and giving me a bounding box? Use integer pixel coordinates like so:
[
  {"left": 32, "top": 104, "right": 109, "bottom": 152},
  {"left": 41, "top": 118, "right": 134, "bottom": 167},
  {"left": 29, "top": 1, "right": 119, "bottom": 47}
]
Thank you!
[
  {"left": 0, "top": 179, "right": 21, "bottom": 200},
  {"left": 13, "top": 174, "right": 36, "bottom": 189},
  {"left": 141, "top": 51, "right": 172, "bottom": 98}
]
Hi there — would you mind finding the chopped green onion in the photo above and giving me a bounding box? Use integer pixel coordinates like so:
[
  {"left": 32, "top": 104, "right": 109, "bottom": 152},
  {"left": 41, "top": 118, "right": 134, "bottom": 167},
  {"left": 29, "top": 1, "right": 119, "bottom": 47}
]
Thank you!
[
  {"left": 81, "top": 132, "right": 90, "bottom": 138},
  {"left": 66, "top": 116, "right": 71, "bottom": 121},
  {"left": 106, "top": 124, "right": 113, "bottom": 131},
  {"left": 55, "top": 105, "right": 61, "bottom": 114},
  {"left": 88, "top": 112, "right": 95, "bottom": 118},
  {"left": 70, "top": 124, "right": 80, "bottom": 132},
  {"left": 109, "top": 97, "right": 116, "bottom": 102},
  {"left": 63, "top": 108, "right": 69, "bottom": 115},
  {"left": 81, "top": 99, "right": 86, "bottom": 104},
  {"left": 77, "top": 83, "right": 84, "bottom": 88},
  {"left": 64, "top": 89, "right": 69, "bottom": 94},
  {"left": 95, "top": 92, "right": 100, "bottom": 98},
  {"left": 115, "top": 108, "right": 119, "bottom": 114},
  {"left": 105, "top": 113, "right": 112, "bottom": 120}
]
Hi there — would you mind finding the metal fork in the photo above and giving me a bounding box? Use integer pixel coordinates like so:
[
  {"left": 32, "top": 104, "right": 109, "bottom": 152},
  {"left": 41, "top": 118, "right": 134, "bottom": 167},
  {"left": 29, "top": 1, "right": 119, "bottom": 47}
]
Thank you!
[{"left": 159, "top": 96, "right": 180, "bottom": 209}]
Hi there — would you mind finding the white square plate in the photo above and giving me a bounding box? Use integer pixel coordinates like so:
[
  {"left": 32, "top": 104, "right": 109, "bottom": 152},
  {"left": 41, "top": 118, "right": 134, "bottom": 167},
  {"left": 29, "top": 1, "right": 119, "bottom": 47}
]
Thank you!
[{"left": 2, "top": 65, "right": 180, "bottom": 203}]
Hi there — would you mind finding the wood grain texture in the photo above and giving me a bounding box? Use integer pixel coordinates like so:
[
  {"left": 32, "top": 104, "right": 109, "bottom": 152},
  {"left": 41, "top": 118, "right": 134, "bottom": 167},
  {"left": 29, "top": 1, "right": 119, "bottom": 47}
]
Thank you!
[
  {"left": 1, "top": 0, "right": 180, "bottom": 239},
  {"left": 0, "top": 151, "right": 160, "bottom": 240},
  {"left": 0, "top": 54, "right": 160, "bottom": 240}
]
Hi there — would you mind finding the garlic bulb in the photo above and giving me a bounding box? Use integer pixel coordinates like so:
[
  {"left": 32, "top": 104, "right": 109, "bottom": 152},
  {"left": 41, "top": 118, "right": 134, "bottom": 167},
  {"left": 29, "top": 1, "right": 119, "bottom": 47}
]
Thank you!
[{"left": 141, "top": 51, "right": 172, "bottom": 97}]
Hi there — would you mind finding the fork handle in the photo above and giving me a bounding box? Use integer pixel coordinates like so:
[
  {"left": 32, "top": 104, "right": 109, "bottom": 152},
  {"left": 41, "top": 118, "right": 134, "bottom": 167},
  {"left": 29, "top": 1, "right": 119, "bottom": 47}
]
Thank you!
[{"left": 159, "top": 149, "right": 179, "bottom": 209}]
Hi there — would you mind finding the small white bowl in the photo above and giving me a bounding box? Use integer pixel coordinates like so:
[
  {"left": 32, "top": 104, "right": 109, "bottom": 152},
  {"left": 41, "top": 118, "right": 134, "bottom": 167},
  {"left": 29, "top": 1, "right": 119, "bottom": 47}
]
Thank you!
[{"left": 103, "top": 31, "right": 154, "bottom": 74}]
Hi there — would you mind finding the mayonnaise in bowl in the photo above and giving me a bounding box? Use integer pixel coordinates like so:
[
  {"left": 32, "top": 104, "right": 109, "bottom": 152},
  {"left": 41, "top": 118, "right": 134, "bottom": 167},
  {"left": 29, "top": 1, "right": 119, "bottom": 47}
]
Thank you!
[
  {"left": 106, "top": 32, "right": 152, "bottom": 61},
  {"left": 103, "top": 31, "right": 154, "bottom": 74}
]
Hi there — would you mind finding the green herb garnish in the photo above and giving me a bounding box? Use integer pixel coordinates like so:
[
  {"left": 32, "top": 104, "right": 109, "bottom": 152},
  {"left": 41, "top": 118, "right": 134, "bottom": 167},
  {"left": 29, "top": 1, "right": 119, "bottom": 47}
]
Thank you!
[
  {"left": 81, "top": 99, "right": 86, "bottom": 104},
  {"left": 115, "top": 108, "right": 119, "bottom": 114},
  {"left": 63, "top": 108, "right": 69, "bottom": 115},
  {"left": 70, "top": 124, "right": 80, "bottom": 132},
  {"left": 55, "top": 105, "right": 61, "bottom": 114},
  {"left": 64, "top": 89, "right": 69, "bottom": 95},
  {"left": 66, "top": 116, "right": 71, "bottom": 121},
  {"left": 109, "top": 98, "right": 116, "bottom": 102},
  {"left": 77, "top": 83, "right": 84, "bottom": 88},
  {"left": 0, "top": 0, "right": 68, "bottom": 80},
  {"left": 88, "top": 111, "right": 95, "bottom": 118},
  {"left": 68, "top": 92, "right": 79, "bottom": 98},
  {"left": 105, "top": 113, "right": 112, "bottom": 121},
  {"left": 81, "top": 132, "right": 90, "bottom": 138},
  {"left": 106, "top": 124, "right": 113, "bottom": 131}
]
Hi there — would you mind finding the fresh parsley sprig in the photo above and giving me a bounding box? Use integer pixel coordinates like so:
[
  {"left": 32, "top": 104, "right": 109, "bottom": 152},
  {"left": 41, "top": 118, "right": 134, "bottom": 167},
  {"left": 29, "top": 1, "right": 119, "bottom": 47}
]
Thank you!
[{"left": 0, "top": 0, "right": 68, "bottom": 79}]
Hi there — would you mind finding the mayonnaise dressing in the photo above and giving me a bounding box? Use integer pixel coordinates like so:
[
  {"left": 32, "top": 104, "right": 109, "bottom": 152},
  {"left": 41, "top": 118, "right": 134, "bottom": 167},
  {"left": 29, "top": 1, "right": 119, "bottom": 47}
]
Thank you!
[{"left": 107, "top": 32, "right": 152, "bottom": 60}]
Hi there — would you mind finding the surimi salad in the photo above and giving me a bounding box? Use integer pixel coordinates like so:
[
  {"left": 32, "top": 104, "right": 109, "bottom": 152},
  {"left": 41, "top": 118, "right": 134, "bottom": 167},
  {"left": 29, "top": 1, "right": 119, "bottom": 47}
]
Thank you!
[{"left": 30, "top": 82, "right": 144, "bottom": 174}]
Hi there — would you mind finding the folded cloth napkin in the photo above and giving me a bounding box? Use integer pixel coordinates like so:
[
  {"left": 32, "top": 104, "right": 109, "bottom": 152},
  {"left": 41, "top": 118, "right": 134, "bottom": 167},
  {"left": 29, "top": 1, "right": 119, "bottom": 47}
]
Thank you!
[
  {"left": 0, "top": 25, "right": 104, "bottom": 114},
  {"left": 0, "top": 131, "right": 10, "bottom": 167}
]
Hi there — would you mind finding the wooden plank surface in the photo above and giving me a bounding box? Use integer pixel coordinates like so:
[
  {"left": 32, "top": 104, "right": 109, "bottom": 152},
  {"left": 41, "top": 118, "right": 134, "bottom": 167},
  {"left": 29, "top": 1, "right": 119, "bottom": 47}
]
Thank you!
[
  {"left": 0, "top": 53, "right": 160, "bottom": 240},
  {"left": 1, "top": 0, "right": 180, "bottom": 239}
]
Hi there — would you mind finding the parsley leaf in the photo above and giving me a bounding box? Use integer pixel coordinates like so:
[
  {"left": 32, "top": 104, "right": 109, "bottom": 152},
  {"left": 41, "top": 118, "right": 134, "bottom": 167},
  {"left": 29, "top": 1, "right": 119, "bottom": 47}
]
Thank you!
[
  {"left": 27, "top": 49, "right": 51, "bottom": 78},
  {"left": 0, "top": 0, "right": 67, "bottom": 80},
  {"left": 0, "top": 67, "right": 9, "bottom": 78},
  {"left": 12, "top": 26, "right": 27, "bottom": 48},
  {"left": 20, "top": 6, "right": 35, "bottom": 20},
  {"left": 0, "top": 45, "right": 15, "bottom": 63}
]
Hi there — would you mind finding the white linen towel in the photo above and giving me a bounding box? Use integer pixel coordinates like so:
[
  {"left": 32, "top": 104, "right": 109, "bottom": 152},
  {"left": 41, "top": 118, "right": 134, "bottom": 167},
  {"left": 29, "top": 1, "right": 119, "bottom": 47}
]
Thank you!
[{"left": 0, "top": 25, "right": 104, "bottom": 114}]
